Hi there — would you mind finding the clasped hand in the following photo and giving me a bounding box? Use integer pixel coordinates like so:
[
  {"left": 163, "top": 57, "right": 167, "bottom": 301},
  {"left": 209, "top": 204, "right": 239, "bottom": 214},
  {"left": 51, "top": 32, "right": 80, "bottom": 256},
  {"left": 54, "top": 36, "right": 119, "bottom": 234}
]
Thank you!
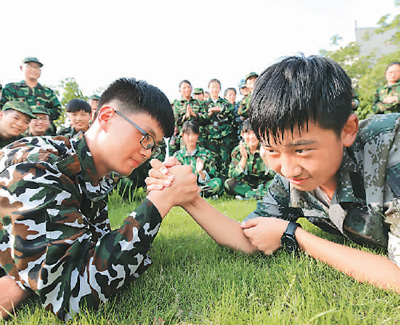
[{"left": 145, "top": 157, "right": 200, "bottom": 206}]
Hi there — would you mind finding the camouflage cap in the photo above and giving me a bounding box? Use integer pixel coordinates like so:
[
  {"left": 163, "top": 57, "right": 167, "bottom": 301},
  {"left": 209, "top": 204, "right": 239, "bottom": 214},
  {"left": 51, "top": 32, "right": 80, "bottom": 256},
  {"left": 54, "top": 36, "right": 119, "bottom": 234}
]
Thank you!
[
  {"left": 238, "top": 79, "right": 246, "bottom": 89},
  {"left": 22, "top": 56, "right": 43, "bottom": 67},
  {"left": 193, "top": 88, "right": 204, "bottom": 94},
  {"left": 31, "top": 104, "right": 50, "bottom": 115},
  {"left": 245, "top": 72, "right": 258, "bottom": 82},
  {"left": 89, "top": 94, "right": 100, "bottom": 100},
  {"left": 2, "top": 101, "right": 37, "bottom": 119}
]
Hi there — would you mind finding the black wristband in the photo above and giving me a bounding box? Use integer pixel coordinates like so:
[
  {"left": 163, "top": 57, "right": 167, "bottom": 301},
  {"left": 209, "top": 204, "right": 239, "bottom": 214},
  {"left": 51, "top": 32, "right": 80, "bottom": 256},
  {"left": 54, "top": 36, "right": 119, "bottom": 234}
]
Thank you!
[{"left": 280, "top": 221, "right": 301, "bottom": 253}]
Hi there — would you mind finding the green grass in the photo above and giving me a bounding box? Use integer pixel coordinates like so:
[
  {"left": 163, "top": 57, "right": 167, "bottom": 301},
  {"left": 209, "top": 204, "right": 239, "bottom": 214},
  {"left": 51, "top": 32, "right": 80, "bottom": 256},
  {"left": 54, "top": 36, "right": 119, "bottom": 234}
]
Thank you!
[{"left": 4, "top": 191, "right": 400, "bottom": 324}]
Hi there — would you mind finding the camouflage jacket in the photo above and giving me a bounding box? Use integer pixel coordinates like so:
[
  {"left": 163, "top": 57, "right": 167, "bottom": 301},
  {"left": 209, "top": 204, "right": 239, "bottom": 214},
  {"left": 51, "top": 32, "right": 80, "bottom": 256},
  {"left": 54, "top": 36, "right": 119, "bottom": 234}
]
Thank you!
[
  {"left": 228, "top": 142, "right": 274, "bottom": 188},
  {"left": 372, "top": 80, "right": 400, "bottom": 114},
  {"left": 174, "top": 145, "right": 217, "bottom": 182},
  {"left": 237, "top": 93, "right": 251, "bottom": 119},
  {"left": 0, "top": 81, "right": 62, "bottom": 121},
  {"left": 57, "top": 126, "right": 79, "bottom": 137},
  {"left": 173, "top": 97, "right": 207, "bottom": 128},
  {"left": 0, "top": 134, "right": 162, "bottom": 320},
  {"left": 246, "top": 113, "right": 400, "bottom": 266},
  {"left": 204, "top": 97, "right": 235, "bottom": 139}
]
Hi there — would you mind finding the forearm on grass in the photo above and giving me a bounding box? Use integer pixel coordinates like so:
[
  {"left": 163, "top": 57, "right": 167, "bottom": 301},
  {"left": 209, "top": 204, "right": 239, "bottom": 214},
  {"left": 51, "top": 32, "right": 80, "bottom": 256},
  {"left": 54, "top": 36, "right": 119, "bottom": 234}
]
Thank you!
[
  {"left": 296, "top": 228, "right": 400, "bottom": 292},
  {"left": 183, "top": 196, "right": 257, "bottom": 254}
]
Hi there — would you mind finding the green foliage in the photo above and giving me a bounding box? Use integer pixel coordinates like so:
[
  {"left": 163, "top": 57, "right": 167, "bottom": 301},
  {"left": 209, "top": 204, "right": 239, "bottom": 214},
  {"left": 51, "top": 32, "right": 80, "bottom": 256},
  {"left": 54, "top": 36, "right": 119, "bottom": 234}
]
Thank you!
[
  {"left": 376, "top": 1, "right": 400, "bottom": 46},
  {"left": 320, "top": 2, "right": 400, "bottom": 120}
]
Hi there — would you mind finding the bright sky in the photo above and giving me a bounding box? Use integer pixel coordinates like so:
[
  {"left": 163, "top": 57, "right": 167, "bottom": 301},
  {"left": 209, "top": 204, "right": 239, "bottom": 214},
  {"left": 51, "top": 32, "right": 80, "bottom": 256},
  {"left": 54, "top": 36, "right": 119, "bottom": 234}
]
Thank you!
[{"left": 1, "top": 0, "right": 399, "bottom": 102}]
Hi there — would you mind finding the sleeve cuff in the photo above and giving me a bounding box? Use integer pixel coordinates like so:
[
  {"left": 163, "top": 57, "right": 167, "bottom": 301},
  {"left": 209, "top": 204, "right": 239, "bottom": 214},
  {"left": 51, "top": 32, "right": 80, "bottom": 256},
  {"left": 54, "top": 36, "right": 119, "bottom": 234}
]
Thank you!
[{"left": 132, "top": 198, "right": 162, "bottom": 228}]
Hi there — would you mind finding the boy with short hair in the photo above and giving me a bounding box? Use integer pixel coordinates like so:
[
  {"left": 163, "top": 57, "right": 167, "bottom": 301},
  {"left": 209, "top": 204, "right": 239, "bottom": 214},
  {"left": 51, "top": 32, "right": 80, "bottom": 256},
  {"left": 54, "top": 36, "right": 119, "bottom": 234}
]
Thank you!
[
  {"left": 148, "top": 55, "right": 400, "bottom": 294},
  {"left": 0, "top": 78, "right": 199, "bottom": 320},
  {"left": 0, "top": 100, "right": 36, "bottom": 148},
  {"left": 58, "top": 98, "right": 92, "bottom": 136}
]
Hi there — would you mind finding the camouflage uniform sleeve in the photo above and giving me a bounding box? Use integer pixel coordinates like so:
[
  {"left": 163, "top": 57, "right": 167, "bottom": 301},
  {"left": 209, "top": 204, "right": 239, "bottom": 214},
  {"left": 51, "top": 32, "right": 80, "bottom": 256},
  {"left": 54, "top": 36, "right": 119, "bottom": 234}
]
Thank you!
[
  {"left": 195, "top": 101, "right": 209, "bottom": 126},
  {"left": 199, "top": 148, "right": 217, "bottom": 179},
  {"left": 45, "top": 88, "right": 62, "bottom": 121},
  {"left": 0, "top": 84, "right": 15, "bottom": 109},
  {"left": 372, "top": 84, "right": 400, "bottom": 114},
  {"left": 228, "top": 145, "right": 246, "bottom": 180},
  {"left": 244, "top": 175, "right": 303, "bottom": 222},
  {"left": 372, "top": 86, "right": 386, "bottom": 113},
  {"left": 237, "top": 95, "right": 250, "bottom": 119},
  {"left": 0, "top": 161, "right": 162, "bottom": 320}
]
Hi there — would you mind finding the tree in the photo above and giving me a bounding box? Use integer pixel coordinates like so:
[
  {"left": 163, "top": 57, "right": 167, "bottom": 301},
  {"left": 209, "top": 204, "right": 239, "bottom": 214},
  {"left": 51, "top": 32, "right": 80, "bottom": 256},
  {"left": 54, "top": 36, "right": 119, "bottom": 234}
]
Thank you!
[
  {"left": 320, "top": 1, "right": 400, "bottom": 119},
  {"left": 54, "top": 77, "right": 87, "bottom": 129}
]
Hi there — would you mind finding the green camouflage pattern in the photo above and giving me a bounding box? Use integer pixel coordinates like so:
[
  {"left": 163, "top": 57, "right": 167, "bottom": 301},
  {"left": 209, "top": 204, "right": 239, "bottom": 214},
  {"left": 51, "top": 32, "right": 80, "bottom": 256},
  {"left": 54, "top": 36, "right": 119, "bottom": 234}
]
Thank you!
[
  {"left": 0, "top": 134, "right": 162, "bottom": 320},
  {"left": 174, "top": 145, "right": 222, "bottom": 197},
  {"left": 57, "top": 126, "right": 79, "bottom": 137},
  {"left": 173, "top": 97, "right": 208, "bottom": 147},
  {"left": 237, "top": 93, "right": 251, "bottom": 119},
  {"left": 203, "top": 97, "right": 237, "bottom": 179},
  {"left": 0, "top": 81, "right": 62, "bottom": 121},
  {"left": 372, "top": 80, "right": 400, "bottom": 114},
  {"left": 204, "top": 97, "right": 235, "bottom": 140},
  {"left": 173, "top": 97, "right": 207, "bottom": 127},
  {"left": 246, "top": 114, "right": 400, "bottom": 264},
  {"left": 22, "top": 57, "right": 43, "bottom": 67},
  {"left": 2, "top": 100, "right": 37, "bottom": 118},
  {"left": 225, "top": 142, "right": 275, "bottom": 198},
  {"left": 31, "top": 104, "right": 50, "bottom": 115}
]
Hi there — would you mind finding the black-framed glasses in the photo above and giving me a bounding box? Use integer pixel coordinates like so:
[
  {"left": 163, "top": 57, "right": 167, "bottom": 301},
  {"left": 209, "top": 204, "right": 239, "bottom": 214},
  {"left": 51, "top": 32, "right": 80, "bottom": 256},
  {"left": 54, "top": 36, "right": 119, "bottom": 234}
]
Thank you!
[{"left": 114, "top": 109, "right": 161, "bottom": 157}]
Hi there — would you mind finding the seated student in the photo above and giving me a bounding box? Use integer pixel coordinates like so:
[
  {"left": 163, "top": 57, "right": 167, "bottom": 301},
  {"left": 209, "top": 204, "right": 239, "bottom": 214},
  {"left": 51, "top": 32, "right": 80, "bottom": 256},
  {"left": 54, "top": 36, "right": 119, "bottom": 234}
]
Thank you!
[
  {"left": 147, "top": 55, "right": 400, "bottom": 294},
  {"left": 27, "top": 104, "right": 51, "bottom": 136},
  {"left": 0, "top": 78, "right": 199, "bottom": 320},
  {"left": 225, "top": 119, "right": 275, "bottom": 200},
  {"left": 58, "top": 98, "right": 92, "bottom": 136},
  {"left": 372, "top": 61, "right": 400, "bottom": 114},
  {"left": 174, "top": 121, "right": 222, "bottom": 197},
  {"left": 0, "top": 100, "right": 36, "bottom": 148}
]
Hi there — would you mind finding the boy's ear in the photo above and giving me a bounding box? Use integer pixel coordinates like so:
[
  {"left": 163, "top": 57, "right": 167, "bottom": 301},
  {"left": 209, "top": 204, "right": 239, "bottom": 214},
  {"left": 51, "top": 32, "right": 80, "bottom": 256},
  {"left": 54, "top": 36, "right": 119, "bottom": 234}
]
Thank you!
[
  {"left": 96, "top": 106, "right": 114, "bottom": 131},
  {"left": 341, "top": 113, "right": 359, "bottom": 147}
]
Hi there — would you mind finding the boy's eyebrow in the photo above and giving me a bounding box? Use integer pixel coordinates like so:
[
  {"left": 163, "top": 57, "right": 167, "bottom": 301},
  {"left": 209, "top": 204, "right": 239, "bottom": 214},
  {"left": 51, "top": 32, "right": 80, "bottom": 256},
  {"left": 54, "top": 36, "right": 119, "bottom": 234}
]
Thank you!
[
  {"left": 264, "top": 139, "right": 317, "bottom": 147},
  {"left": 287, "top": 140, "right": 317, "bottom": 146}
]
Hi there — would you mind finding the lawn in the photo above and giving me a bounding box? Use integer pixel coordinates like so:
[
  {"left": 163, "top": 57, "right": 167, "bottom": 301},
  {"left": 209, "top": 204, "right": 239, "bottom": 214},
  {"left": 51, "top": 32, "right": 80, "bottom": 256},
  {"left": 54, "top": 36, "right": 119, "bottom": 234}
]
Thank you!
[{"left": 3, "top": 191, "right": 400, "bottom": 324}]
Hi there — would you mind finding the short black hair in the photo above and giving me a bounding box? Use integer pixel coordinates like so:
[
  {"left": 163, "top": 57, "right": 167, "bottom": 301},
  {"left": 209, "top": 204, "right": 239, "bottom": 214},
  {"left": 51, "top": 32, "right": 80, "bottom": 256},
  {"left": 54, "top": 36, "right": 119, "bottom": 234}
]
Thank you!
[
  {"left": 250, "top": 55, "right": 352, "bottom": 144},
  {"left": 66, "top": 99, "right": 92, "bottom": 113},
  {"left": 97, "top": 77, "right": 174, "bottom": 137},
  {"left": 181, "top": 121, "right": 199, "bottom": 134}
]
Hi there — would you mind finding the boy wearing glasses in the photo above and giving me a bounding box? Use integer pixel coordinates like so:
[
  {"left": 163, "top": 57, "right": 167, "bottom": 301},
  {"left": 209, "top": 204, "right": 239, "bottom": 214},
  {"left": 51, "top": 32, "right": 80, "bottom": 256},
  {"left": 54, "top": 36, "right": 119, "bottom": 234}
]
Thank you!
[
  {"left": 0, "top": 78, "right": 199, "bottom": 320},
  {"left": 0, "top": 57, "right": 62, "bottom": 135}
]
